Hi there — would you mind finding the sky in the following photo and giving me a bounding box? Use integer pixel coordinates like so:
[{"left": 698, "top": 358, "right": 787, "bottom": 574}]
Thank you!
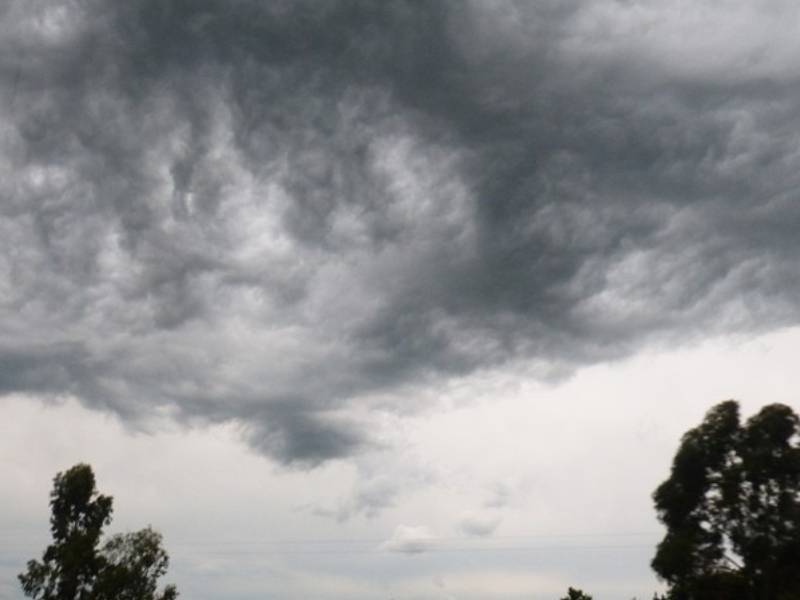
[{"left": 1, "top": 1, "right": 800, "bottom": 598}]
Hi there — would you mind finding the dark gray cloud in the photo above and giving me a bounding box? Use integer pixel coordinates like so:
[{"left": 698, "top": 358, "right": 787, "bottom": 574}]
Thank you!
[{"left": 2, "top": 0, "right": 800, "bottom": 464}]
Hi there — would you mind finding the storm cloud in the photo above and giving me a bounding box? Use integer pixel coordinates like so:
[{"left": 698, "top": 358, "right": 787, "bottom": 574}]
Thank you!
[{"left": 2, "top": 0, "right": 800, "bottom": 465}]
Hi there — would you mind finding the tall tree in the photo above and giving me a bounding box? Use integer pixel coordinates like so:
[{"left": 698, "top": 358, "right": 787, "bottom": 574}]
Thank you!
[
  {"left": 652, "top": 400, "right": 800, "bottom": 600},
  {"left": 19, "top": 464, "right": 177, "bottom": 600}
]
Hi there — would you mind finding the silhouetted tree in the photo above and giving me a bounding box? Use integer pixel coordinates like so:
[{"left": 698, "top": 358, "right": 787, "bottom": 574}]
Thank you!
[
  {"left": 652, "top": 400, "right": 800, "bottom": 600},
  {"left": 19, "top": 464, "right": 177, "bottom": 600},
  {"left": 560, "top": 587, "right": 593, "bottom": 600}
]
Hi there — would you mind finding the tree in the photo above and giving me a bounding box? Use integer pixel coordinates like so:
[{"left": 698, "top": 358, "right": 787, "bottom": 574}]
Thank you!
[
  {"left": 652, "top": 400, "right": 800, "bottom": 600},
  {"left": 19, "top": 464, "right": 177, "bottom": 600},
  {"left": 560, "top": 587, "right": 593, "bottom": 600}
]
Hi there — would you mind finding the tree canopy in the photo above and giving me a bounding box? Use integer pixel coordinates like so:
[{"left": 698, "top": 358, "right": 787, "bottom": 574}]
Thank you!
[
  {"left": 559, "top": 587, "right": 593, "bottom": 600},
  {"left": 19, "top": 463, "right": 177, "bottom": 600},
  {"left": 652, "top": 400, "right": 800, "bottom": 600}
]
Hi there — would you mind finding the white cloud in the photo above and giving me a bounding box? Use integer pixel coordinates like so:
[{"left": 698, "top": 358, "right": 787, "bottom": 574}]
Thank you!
[{"left": 381, "top": 524, "right": 437, "bottom": 555}]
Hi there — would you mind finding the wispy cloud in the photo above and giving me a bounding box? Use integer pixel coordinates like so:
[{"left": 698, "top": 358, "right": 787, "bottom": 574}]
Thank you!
[{"left": 457, "top": 511, "right": 502, "bottom": 538}]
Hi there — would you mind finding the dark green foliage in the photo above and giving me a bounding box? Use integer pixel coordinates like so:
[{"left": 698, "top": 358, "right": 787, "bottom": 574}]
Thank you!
[
  {"left": 93, "top": 529, "right": 177, "bottom": 600},
  {"left": 19, "top": 465, "right": 113, "bottom": 600},
  {"left": 652, "top": 401, "right": 800, "bottom": 600},
  {"left": 18, "top": 464, "right": 177, "bottom": 600},
  {"left": 560, "top": 587, "right": 593, "bottom": 600}
]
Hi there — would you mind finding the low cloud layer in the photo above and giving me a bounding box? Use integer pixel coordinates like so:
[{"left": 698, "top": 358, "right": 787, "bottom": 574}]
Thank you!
[{"left": 2, "top": 1, "right": 800, "bottom": 465}]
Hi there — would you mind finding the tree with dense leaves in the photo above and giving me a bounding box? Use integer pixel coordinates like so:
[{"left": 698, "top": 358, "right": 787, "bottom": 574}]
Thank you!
[
  {"left": 559, "top": 587, "right": 593, "bottom": 600},
  {"left": 18, "top": 464, "right": 177, "bottom": 600},
  {"left": 652, "top": 400, "right": 800, "bottom": 600}
]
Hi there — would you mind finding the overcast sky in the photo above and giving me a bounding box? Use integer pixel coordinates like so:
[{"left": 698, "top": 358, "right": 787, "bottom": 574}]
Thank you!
[{"left": 2, "top": 1, "right": 800, "bottom": 598}]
